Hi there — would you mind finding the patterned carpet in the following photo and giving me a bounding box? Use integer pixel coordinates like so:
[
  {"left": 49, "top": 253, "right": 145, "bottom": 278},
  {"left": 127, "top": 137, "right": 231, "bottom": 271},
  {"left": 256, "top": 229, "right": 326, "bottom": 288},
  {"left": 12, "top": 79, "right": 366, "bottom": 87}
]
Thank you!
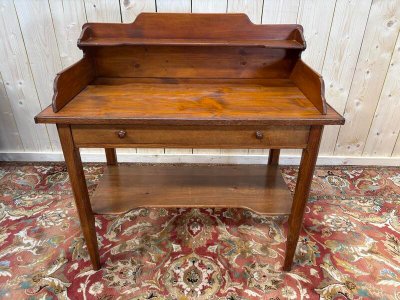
[{"left": 0, "top": 163, "right": 399, "bottom": 299}]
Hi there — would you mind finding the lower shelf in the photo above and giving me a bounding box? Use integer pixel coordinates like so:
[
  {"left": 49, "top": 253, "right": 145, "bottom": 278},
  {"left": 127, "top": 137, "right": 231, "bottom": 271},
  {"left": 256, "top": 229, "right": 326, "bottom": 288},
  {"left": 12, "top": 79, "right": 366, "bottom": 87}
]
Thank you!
[{"left": 90, "top": 164, "right": 293, "bottom": 215}]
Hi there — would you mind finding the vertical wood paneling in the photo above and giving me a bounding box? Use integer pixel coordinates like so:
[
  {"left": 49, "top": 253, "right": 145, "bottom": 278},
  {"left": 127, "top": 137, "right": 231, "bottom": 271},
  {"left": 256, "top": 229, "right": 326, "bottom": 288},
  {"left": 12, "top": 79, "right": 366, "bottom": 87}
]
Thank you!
[
  {"left": 297, "top": 0, "right": 336, "bottom": 72},
  {"left": 262, "top": 0, "right": 300, "bottom": 24},
  {"left": 0, "top": 0, "right": 52, "bottom": 152},
  {"left": 1, "top": 0, "right": 400, "bottom": 161},
  {"left": 156, "top": 0, "right": 191, "bottom": 13},
  {"left": 14, "top": 0, "right": 64, "bottom": 150},
  {"left": 392, "top": 134, "right": 400, "bottom": 157},
  {"left": 84, "top": 0, "right": 122, "bottom": 22},
  {"left": 335, "top": 0, "right": 400, "bottom": 156},
  {"left": 363, "top": 33, "right": 400, "bottom": 157},
  {"left": 120, "top": 0, "right": 156, "bottom": 23},
  {"left": 192, "top": 0, "right": 227, "bottom": 13},
  {"left": 48, "top": 0, "right": 87, "bottom": 67},
  {"left": 319, "top": 0, "right": 373, "bottom": 155},
  {"left": 227, "top": 0, "right": 263, "bottom": 24},
  {"left": 0, "top": 72, "right": 22, "bottom": 151}
]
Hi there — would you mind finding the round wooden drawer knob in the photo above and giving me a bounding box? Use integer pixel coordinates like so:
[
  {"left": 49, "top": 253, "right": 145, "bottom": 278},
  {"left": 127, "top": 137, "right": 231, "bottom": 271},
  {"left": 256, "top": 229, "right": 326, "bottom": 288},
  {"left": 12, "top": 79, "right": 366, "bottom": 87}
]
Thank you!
[
  {"left": 117, "top": 130, "right": 126, "bottom": 138},
  {"left": 255, "top": 131, "right": 263, "bottom": 139}
]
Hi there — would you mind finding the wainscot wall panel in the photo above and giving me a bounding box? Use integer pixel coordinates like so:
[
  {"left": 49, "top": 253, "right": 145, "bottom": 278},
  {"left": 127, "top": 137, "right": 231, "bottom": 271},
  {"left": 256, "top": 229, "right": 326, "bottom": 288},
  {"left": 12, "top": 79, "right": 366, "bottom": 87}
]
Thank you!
[{"left": 1, "top": 0, "right": 400, "bottom": 164}]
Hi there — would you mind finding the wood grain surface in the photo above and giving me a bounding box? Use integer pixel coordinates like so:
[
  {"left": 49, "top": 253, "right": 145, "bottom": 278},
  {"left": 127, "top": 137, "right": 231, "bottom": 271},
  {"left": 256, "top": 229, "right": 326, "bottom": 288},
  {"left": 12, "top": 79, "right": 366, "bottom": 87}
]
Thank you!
[
  {"left": 2, "top": 1, "right": 398, "bottom": 161},
  {"left": 71, "top": 125, "right": 310, "bottom": 148},
  {"left": 90, "top": 164, "right": 293, "bottom": 215},
  {"left": 78, "top": 13, "right": 305, "bottom": 46},
  {"left": 36, "top": 82, "right": 343, "bottom": 125}
]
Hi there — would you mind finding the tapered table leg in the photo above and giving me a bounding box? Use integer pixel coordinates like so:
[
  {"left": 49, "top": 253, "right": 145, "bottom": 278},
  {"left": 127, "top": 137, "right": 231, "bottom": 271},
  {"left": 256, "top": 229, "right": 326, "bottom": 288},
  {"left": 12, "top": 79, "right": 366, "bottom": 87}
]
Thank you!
[
  {"left": 105, "top": 148, "right": 117, "bottom": 165},
  {"left": 283, "top": 126, "right": 323, "bottom": 271},
  {"left": 268, "top": 149, "right": 280, "bottom": 165},
  {"left": 57, "top": 124, "right": 101, "bottom": 270}
]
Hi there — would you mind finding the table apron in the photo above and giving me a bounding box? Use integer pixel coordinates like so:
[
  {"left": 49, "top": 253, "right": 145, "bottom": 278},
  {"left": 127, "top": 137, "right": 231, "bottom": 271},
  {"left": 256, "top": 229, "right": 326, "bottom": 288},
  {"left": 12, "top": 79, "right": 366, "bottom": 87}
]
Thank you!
[{"left": 71, "top": 125, "right": 310, "bottom": 149}]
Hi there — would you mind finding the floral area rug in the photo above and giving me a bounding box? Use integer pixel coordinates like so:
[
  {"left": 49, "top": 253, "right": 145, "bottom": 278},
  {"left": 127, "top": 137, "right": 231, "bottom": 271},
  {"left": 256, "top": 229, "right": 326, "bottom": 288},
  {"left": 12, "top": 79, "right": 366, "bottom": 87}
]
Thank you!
[{"left": 0, "top": 163, "right": 399, "bottom": 299}]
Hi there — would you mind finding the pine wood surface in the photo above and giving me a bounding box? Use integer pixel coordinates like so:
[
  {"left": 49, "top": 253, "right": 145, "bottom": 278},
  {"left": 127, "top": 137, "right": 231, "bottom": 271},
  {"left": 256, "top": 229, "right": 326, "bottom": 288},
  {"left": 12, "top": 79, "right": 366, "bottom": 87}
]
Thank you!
[
  {"left": 77, "top": 13, "right": 305, "bottom": 46},
  {"left": 36, "top": 82, "right": 343, "bottom": 125},
  {"left": 79, "top": 37, "right": 304, "bottom": 49},
  {"left": 283, "top": 125, "right": 323, "bottom": 270},
  {"left": 71, "top": 125, "right": 310, "bottom": 149},
  {"left": 90, "top": 164, "right": 293, "bottom": 215},
  {"left": 57, "top": 124, "right": 101, "bottom": 270}
]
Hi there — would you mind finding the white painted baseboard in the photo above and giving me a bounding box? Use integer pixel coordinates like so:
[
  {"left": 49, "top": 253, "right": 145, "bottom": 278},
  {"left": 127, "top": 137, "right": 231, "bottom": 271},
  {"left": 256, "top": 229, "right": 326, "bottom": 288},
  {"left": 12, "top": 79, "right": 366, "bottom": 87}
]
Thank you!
[{"left": 1, "top": 151, "right": 400, "bottom": 166}]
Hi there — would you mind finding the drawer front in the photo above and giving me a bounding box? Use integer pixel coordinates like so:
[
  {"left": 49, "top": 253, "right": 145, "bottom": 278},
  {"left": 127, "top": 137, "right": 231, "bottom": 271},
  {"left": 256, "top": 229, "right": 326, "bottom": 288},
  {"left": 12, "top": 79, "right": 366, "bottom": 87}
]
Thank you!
[{"left": 71, "top": 125, "right": 310, "bottom": 148}]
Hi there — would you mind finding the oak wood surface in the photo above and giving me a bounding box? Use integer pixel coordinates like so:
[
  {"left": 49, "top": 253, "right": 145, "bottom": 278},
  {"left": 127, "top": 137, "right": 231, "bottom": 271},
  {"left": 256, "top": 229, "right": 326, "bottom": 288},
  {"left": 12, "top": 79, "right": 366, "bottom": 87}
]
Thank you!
[
  {"left": 72, "top": 125, "right": 310, "bottom": 148},
  {"left": 90, "top": 164, "right": 293, "bottom": 215}
]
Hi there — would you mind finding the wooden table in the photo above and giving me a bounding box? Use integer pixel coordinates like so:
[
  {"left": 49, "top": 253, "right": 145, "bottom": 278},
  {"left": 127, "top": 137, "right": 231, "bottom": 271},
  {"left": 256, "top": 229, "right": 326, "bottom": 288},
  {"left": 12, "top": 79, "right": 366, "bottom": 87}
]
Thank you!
[{"left": 35, "top": 13, "right": 344, "bottom": 271}]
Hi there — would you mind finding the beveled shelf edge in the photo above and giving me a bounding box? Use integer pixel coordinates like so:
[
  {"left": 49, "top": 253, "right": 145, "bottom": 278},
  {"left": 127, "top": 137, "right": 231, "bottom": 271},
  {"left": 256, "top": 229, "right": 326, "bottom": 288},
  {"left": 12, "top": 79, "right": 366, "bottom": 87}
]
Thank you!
[
  {"left": 78, "top": 37, "right": 305, "bottom": 50},
  {"left": 90, "top": 164, "right": 293, "bottom": 216}
]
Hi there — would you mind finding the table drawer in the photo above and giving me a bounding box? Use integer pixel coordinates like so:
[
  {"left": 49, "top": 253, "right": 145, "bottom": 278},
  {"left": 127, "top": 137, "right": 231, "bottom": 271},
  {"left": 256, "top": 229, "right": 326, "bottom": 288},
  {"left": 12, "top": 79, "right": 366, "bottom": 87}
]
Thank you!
[{"left": 71, "top": 125, "right": 310, "bottom": 148}]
